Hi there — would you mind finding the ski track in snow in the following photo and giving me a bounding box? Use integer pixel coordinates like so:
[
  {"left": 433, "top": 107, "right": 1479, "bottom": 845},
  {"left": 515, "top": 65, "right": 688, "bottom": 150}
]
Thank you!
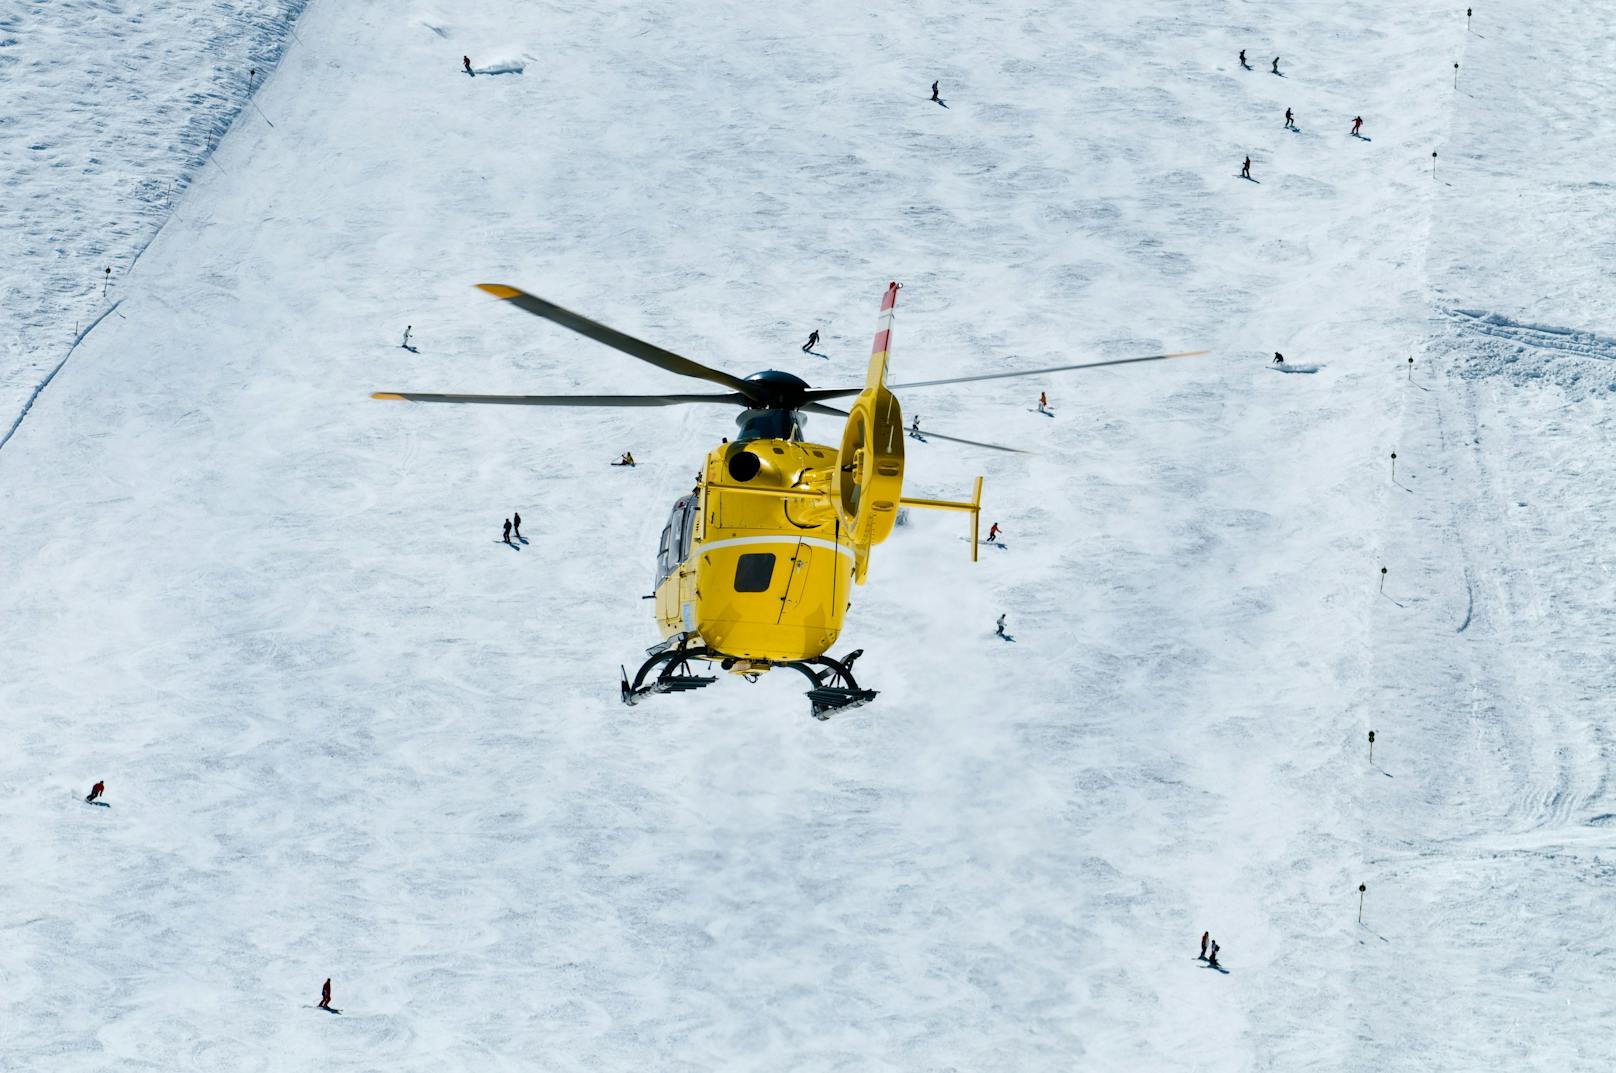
[{"left": 2, "top": 1, "right": 1615, "bottom": 1070}]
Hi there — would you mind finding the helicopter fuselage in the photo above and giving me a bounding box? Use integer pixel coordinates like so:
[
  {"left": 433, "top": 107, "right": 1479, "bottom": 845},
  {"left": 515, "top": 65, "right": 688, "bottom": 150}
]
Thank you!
[{"left": 652, "top": 435, "right": 859, "bottom": 664}]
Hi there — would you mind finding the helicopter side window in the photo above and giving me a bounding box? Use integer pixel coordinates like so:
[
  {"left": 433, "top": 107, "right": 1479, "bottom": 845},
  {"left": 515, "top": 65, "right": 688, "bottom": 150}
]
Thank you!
[
  {"left": 677, "top": 495, "right": 697, "bottom": 561},
  {"left": 734, "top": 552, "right": 776, "bottom": 593}
]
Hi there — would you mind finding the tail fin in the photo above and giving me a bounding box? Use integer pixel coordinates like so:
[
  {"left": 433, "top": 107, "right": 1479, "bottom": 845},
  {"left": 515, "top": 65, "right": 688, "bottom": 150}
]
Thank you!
[{"left": 865, "top": 282, "right": 900, "bottom": 391}]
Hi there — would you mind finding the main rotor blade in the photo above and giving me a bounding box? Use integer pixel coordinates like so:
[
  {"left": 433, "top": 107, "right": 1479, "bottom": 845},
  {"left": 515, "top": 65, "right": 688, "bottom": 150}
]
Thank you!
[
  {"left": 801, "top": 350, "right": 1207, "bottom": 401},
  {"left": 476, "top": 284, "right": 761, "bottom": 399},
  {"left": 372, "top": 391, "right": 748, "bottom": 407},
  {"left": 801, "top": 402, "right": 1027, "bottom": 454}
]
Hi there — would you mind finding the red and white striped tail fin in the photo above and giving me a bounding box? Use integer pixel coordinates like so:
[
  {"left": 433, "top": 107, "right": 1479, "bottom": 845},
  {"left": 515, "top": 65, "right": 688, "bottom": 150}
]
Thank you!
[{"left": 865, "top": 281, "right": 900, "bottom": 390}]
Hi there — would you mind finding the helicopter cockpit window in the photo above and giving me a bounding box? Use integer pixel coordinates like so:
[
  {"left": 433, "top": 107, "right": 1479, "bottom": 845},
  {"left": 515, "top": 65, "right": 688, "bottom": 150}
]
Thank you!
[{"left": 734, "top": 552, "right": 776, "bottom": 593}]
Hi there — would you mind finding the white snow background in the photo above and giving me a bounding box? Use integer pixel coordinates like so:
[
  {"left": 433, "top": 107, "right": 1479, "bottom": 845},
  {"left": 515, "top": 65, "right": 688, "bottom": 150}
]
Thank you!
[{"left": 2, "top": 1, "right": 1613, "bottom": 1069}]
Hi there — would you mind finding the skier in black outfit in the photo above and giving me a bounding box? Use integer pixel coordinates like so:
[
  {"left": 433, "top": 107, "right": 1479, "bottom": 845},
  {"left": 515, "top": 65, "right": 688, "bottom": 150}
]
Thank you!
[
  {"left": 1208, "top": 940, "right": 1221, "bottom": 967},
  {"left": 502, "top": 518, "right": 512, "bottom": 544},
  {"left": 1284, "top": 107, "right": 1294, "bottom": 129},
  {"left": 1239, "top": 49, "right": 1247, "bottom": 68},
  {"left": 802, "top": 330, "right": 819, "bottom": 353},
  {"left": 1200, "top": 931, "right": 1209, "bottom": 959},
  {"left": 513, "top": 512, "right": 522, "bottom": 540},
  {"left": 1241, "top": 156, "right": 1252, "bottom": 179},
  {"left": 1271, "top": 57, "right": 1280, "bottom": 74},
  {"left": 1273, "top": 352, "right": 1284, "bottom": 364},
  {"left": 930, "top": 80, "right": 940, "bottom": 102},
  {"left": 463, "top": 55, "right": 473, "bottom": 76}
]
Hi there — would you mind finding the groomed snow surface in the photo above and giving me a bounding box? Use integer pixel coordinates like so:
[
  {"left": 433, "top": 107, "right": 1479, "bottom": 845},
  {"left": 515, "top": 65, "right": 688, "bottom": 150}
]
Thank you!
[{"left": 2, "top": 1, "right": 1613, "bottom": 1069}]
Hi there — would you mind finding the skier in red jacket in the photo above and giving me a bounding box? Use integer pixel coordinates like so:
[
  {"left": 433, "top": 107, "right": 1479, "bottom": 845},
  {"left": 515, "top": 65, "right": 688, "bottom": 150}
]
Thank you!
[
  {"left": 1351, "top": 116, "right": 1364, "bottom": 136},
  {"left": 85, "top": 781, "right": 105, "bottom": 803}
]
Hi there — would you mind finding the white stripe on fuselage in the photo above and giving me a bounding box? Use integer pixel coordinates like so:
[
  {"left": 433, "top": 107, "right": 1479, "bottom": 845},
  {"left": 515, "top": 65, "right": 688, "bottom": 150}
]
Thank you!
[{"left": 696, "top": 535, "right": 855, "bottom": 563}]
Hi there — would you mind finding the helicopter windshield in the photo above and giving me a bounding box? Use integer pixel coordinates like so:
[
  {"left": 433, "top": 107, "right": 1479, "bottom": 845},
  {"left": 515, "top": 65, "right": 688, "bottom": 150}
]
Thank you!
[{"left": 734, "top": 408, "right": 804, "bottom": 443}]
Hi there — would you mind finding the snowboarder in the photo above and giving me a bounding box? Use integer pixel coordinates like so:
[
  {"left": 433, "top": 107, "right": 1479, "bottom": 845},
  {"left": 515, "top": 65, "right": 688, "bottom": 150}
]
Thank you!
[
  {"left": 513, "top": 512, "right": 522, "bottom": 540},
  {"left": 1238, "top": 49, "right": 1247, "bottom": 68},
  {"left": 909, "top": 414, "right": 922, "bottom": 439},
  {"left": 85, "top": 781, "right": 105, "bottom": 804},
  {"left": 502, "top": 518, "right": 512, "bottom": 544},
  {"left": 401, "top": 325, "right": 412, "bottom": 349},
  {"left": 318, "top": 978, "right": 333, "bottom": 1010},
  {"left": 802, "top": 330, "right": 819, "bottom": 353},
  {"left": 987, "top": 522, "right": 1002, "bottom": 543},
  {"left": 1037, "top": 391, "right": 1048, "bottom": 413},
  {"left": 1351, "top": 115, "right": 1363, "bottom": 136},
  {"left": 1241, "top": 155, "right": 1252, "bottom": 179},
  {"left": 1208, "top": 940, "right": 1221, "bottom": 967},
  {"left": 1273, "top": 351, "right": 1284, "bottom": 364},
  {"left": 463, "top": 55, "right": 473, "bottom": 76},
  {"left": 1271, "top": 56, "right": 1280, "bottom": 75},
  {"left": 930, "top": 80, "right": 940, "bottom": 102},
  {"left": 1284, "top": 107, "right": 1294, "bottom": 129},
  {"left": 995, "top": 613, "right": 1008, "bottom": 637},
  {"left": 1200, "top": 931, "right": 1210, "bottom": 959},
  {"left": 614, "top": 452, "right": 635, "bottom": 466}
]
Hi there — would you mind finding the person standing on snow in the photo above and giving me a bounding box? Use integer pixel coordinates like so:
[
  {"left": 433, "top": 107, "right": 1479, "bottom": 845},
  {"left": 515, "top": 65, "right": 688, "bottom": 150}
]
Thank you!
[
  {"left": 1284, "top": 107, "right": 1294, "bottom": 129},
  {"left": 1238, "top": 49, "right": 1248, "bottom": 68},
  {"left": 802, "top": 329, "right": 819, "bottom": 353},
  {"left": 463, "top": 55, "right": 473, "bottom": 76},
  {"left": 1208, "top": 940, "right": 1221, "bottom": 967},
  {"left": 319, "top": 979, "right": 333, "bottom": 1010},
  {"left": 987, "top": 522, "right": 1002, "bottom": 543},
  {"left": 513, "top": 512, "right": 522, "bottom": 540},
  {"left": 1037, "top": 391, "right": 1049, "bottom": 413},
  {"left": 1273, "top": 352, "right": 1284, "bottom": 364},
  {"left": 909, "top": 414, "right": 922, "bottom": 439},
  {"left": 1241, "top": 155, "right": 1252, "bottom": 179},
  {"left": 995, "top": 614, "right": 1008, "bottom": 637},
  {"left": 1351, "top": 115, "right": 1363, "bottom": 136},
  {"left": 1271, "top": 56, "right": 1281, "bottom": 74},
  {"left": 1200, "top": 931, "right": 1210, "bottom": 959},
  {"left": 502, "top": 518, "right": 513, "bottom": 545},
  {"left": 85, "top": 781, "right": 105, "bottom": 804},
  {"left": 931, "top": 80, "right": 940, "bottom": 102}
]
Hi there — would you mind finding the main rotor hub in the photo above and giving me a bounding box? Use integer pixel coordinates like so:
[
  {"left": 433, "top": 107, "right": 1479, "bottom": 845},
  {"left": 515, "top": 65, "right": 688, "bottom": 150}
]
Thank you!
[{"left": 742, "top": 370, "right": 810, "bottom": 410}]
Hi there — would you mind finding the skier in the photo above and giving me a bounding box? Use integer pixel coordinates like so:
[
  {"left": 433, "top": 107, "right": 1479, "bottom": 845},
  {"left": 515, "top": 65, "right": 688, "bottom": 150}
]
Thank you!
[
  {"left": 463, "top": 55, "right": 473, "bottom": 76},
  {"left": 502, "top": 518, "right": 512, "bottom": 545},
  {"left": 1200, "top": 931, "right": 1210, "bottom": 960},
  {"left": 1238, "top": 49, "right": 1247, "bottom": 68},
  {"left": 1271, "top": 56, "right": 1280, "bottom": 75},
  {"left": 995, "top": 613, "right": 1007, "bottom": 637},
  {"left": 802, "top": 329, "right": 819, "bottom": 353},
  {"left": 401, "top": 325, "right": 412, "bottom": 349},
  {"left": 1208, "top": 940, "right": 1221, "bottom": 968},
  {"left": 85, "top": 781, "right": 105, "bottom": 804},
  {"left": 1273, "top": 351, "right": 1284, "bottom": 364},
  {"left": 1037, "top": 391, "right": 1048, "bottom": 413},
  {"left": 1241, "top": 155, "right": 1252, "bottom": 179},
  {"left": 909, "top": 414, "right": 922, "bottom": 439},
  {"left": 987, "top": 522, "right": 1002, "bottom": 543},
  {"left": 1284, "top": 107, "right": 1294, "bottom": 129},
  {"left": 319, "top": 978, "right": 333, "bottom": 1010},
  {"left": 930, "top": 80, "right": 940, "bottom": 102},
  {"left": 1351, "top": 115, "right": 1363, "bottom": 136},
  {"left": 513, "top": 512, "right": 522, "bottom": 540}
]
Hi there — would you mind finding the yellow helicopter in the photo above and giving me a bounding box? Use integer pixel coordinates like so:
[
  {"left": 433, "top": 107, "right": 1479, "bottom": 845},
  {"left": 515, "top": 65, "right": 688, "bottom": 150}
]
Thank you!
[{"left": 374, "top": 282, "right": 1200, "bottom": 718}]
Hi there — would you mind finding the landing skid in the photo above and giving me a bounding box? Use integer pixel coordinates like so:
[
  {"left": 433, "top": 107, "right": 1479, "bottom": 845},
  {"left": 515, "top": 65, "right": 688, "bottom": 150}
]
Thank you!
[{"left": 620, "top": 646, "right": 876, "bottom": 720}]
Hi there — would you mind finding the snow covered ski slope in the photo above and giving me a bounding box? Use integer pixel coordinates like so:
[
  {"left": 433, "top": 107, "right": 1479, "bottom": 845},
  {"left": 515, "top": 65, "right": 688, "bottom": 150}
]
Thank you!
[{"left": 2, "top": 1, "right": 1613, "bottom": 1069}]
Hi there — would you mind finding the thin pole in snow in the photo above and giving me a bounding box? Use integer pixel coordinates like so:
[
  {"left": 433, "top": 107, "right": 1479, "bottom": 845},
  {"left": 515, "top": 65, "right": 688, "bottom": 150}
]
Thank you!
[
  {"left": 102, "top": 267, "right": 111, "bottom": 297},
  {"left": 1390, "top": 451, "right": 1397, "bottom": 481},
  {"left": 1432, "top": 150, "right": 1438, "bottom": 179},
  {"left": 1358, "top": 883, "right": 1367, "bottom": 922},
  {"left": 1408, "top": 356, "right": 1415, "bottom": 380},
  {"left": 1379, "top": 566, "right": 1388, "bottom": 593},
  {"left": 1368, "top": 730, "right": 1376, "bottom": 763},
  {"left": 1454, "top": 62, "right": 1460, "bottom": 89}
]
